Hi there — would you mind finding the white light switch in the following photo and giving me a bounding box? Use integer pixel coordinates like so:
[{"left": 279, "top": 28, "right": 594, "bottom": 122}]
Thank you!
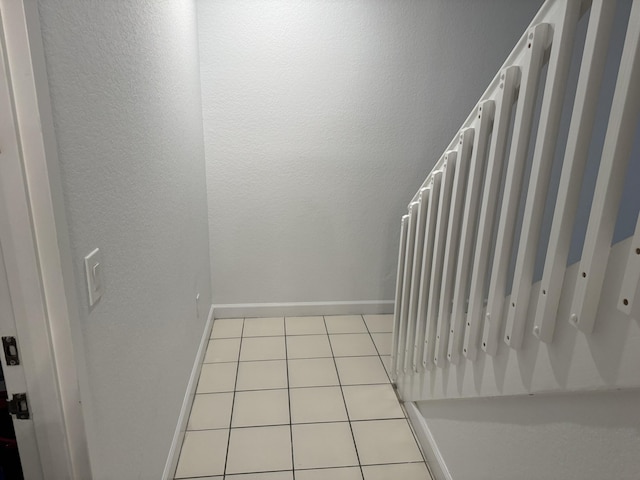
[{"left": 84, "top": 248, "right": 103, "bottom": 306}]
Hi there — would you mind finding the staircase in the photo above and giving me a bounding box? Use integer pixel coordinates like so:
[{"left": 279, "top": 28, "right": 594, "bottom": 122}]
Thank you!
[{"left": 391, "top": 0, "right": 640, "bottom": 403}]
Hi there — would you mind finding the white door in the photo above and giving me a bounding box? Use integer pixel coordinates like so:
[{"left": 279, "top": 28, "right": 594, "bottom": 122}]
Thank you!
[{"left": 0, "top": 5, "right": 45, "bottom": 477}]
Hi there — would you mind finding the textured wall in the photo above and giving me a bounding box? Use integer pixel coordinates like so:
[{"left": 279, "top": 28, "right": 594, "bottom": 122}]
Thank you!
[
  {"left": 197, "top": 0, "right": 544, "bottom": 306},
  {"left": 36, "top": 1, "right": 210, "bottom": 478},
  {"left": 418, "top": 390, "right": 640, "bottom": 480}
]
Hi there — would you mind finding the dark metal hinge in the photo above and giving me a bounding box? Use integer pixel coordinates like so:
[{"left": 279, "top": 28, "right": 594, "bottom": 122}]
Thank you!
[
  {"left": 2, "top": 337, "right": 19, "bottom": 366},
  {"left": 8, "top": 393, "right": 29, "bottom": 419}
]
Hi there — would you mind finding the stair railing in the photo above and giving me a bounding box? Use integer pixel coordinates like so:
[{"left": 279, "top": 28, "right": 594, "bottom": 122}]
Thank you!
[{"left": 391, "top": 0, "right": 640, "bottom": 397}]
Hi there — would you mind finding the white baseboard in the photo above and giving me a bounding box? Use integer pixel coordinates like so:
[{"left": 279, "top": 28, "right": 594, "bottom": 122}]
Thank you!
[
  {"left": 212, "top": 300, "right": 394, "bottom": 318},
  {"left": 405, "top": 401, "right": 453, "bottom": 480},
  {"left": 162, "top": 304, "right": 214, "bottom": 480}
]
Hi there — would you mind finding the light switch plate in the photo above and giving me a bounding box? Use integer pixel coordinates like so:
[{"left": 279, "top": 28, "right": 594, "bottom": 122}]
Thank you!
[{"left": 84, "top": 248, "right": 103, "bottom": 307}]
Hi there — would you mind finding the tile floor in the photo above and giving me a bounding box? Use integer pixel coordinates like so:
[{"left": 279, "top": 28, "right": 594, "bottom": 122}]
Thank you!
[{"left": 174, "top": 314, "right": 432, "bottom": 480}]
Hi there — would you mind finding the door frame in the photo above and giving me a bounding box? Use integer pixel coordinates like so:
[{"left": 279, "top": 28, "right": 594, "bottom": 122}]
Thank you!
[{"left": 0, "top": 0, "right": 92, "bottom": 478}]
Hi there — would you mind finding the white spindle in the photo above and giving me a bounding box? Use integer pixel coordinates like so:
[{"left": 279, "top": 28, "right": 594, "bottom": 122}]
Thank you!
[
  {"left": 423, "top": 153, "right": 456, "bottom": 369},
  {"left": 505, "top": 0, "right": 581, "bottom": 350},
  {"left": 448, "top": 100, "right": 494, "bottom": 364},
  {"left": 570, "top": 2, "right": 640, "bottom": 334},
  {"left": 404, "top": 191, "right": 430, "bottom": 372},
  {"left": 397, "top": 203, "right": 419, "bottom": 374},
  {"left": 463, "top": 66, "right": 520, "bottom": 360},
  {"left": 533, "top": 0, "right": 617, "bottom": 343},
  {"left": 482, "top": 23, "right": 550, "bottom": 356},
  {"left": 390, "top": 214, "right": 409, "bottom": 379},
  {"left": 435, "top": 129, "right": 474, "bottom": 367},
  {"left": 413, "top": 173, "right": 441, "bottom": 371}
]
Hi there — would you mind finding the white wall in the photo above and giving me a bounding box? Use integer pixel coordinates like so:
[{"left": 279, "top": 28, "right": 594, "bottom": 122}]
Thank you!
[
  {"left": 417, "top": 389, "right": 640, "bottom": 480},
  {"left": 197, "top": 0, "right": 544, "bottom": 307},
  {"left": 36, "top": 1, "right": 210, "bottom": 478}
]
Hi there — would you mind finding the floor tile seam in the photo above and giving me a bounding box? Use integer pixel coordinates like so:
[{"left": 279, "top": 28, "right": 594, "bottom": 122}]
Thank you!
[
  {"left": 289, "top": 353, "right": 381, "bottom": 361},
  {"left": 187, "top": 415, "right": 409, "bottom": 433},
  {"left": 240, "top": 333, "right": 286, "bottom": 338},
  {"left": 203, "top": 380, "right": 390, "bottom": 395},
  {"left": 222, "top": 318, "right": 245, "bottom": 477},
  {"left": 361, "top": 314, "right": 393, "bottom": 383},
  {"left": 286, "top": 333, "right": 329, "bottom": 340},
  {"left": 326, "top": 330, "right": 370, "bottom": 335},
  {"left": 234, "top": 331, "right": 387, "bottom": 339},
  {"left": 229, "top": 354, "right": 385, "bottom": 363},
  {"left": 181, "top": 462, "right": 428, "bottom": 478},
  {"left": 223, "top": 461, "right": 426, "bottom": 477},
  {"left": 357, "top": 460, "right": 429, "bottom": 467},
  {"left": 323, "top": 316, "right": 366, "bottom": 479},
  {"left": 283, "top": 326, "right": 296, "bottom": 477}
]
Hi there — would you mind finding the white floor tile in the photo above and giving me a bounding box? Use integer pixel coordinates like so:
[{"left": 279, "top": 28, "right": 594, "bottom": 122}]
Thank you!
[
  {"left": 197, "top": 363, "right": 238, "bottom": 393},
  {"left": 286, "top": 335, "right": 332, "bottom": 359},
  {"left": 232, "top": 389, "right": 289, "bottom": 427},
  {"left": 342, "top": 384, "right": 404, "bottom": 421},
  {"left": 289, "top": 386, "right": 347, "bottom": 423},
  {"left": 174, "top": 429, "right": 228, "bottom": 478},
  {"left": 285, "top": 316, "right": 326, "bottom": 335},
  {"left": 352, "top": 419, "right": 423, "bottom": 465},
  {"left": 324, "top": 315, "right": 367, "bottom": 334},
  {"left": 329, "top": 334, "right": 377, "bottom": 357},
  {"left": 236, "top": 360, "right": 288, "bottom": 391},
  {"left": 295, "top": 466, "right": 363, "bottom": 480},
  {"left": 288, "top": 358, "right": 339, "bottom": 388},
  {"left": 226, "top": 472, "right": 293, "bottom": 480},
  {"left": 178, "top": 311, "right": 427, "bottom": 480},
  {"left": 187, "top": 393, "right": 233, "bottom": 430},
  {"left": 363, "top": 314, "right": 394, "bottom": 333},
  {"left": 211, "top": 318, "right": 244, "bottom": 339},
  {"left": 243, "top": 317, "right": 285, "bottom": 337},
  {"left": 292, "top": 422, "right": 358, "bottom": 469},
  {"left": 204, "top": 338, "right": 241, "bottom": 363},
  {"left": 240, "top": 336, "right": 286, "bottom": 361},
  {"left": 370, "top": 333, "right": 392, "bottom": 355},
  {"left": 226, "top": 425, "right": 292, "bottom": 474},
  {"left": 362, "top": 462, "right": 431, "bottom": 480},
  {"left": 335, "top": 357, "right": 389, "bottom": 385}
]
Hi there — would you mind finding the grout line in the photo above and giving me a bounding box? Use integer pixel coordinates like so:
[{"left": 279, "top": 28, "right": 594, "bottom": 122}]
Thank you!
[
  {"left": 187, "top": 415, "right": 408, "bottom": 433},
  {"left": 323, "top": 316, "right": 366, "bottom": 480},
  {"left": 197, "top": 379, "right": 390, "bottom": 396},
  {"left": 211, "top": 331, "right": 393, "bottom": 340},
  {"left": 362, "top": 314, "right": 393, "bottom": 384},
  {"left": 228, "top": 382, "right": 389, "bottom": 394},
  {"left": 222, "top": 318, "right": 245, "bottom": 477},
  {"left": 218, "top": 460, "right": 426, "bottom": 477},
  {"left": 284, "top": 318, "right": 296, "bottom": 479}
]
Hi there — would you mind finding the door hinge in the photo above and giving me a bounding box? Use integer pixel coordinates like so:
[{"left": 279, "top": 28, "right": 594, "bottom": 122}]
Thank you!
[
  {"left": 2, "top": 337, "right": 20, "bottom": 365},
  {"left": 8, "top": 393, "right": 29, "bottom": 419}
]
